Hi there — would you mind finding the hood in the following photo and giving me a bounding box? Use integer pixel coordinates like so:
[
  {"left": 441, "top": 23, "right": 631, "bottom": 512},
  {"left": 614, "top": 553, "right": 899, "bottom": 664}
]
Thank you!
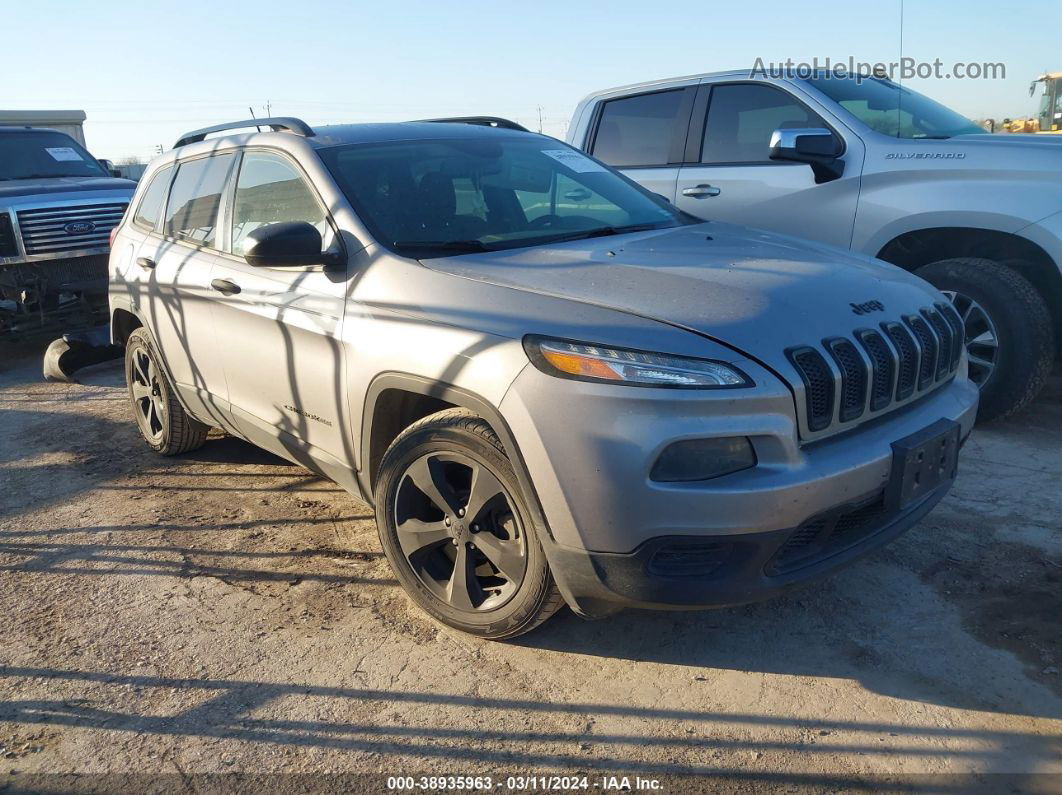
[
  {"left": 0, "top": 176, "right": 136, "bottom": 202},
  {"left": 423, "top": 223, "right": 945, "bottom": 374},
  {"left": 956, "top": 132, "right": 1062, "bottom": 149},
  {"left": 867, "top": 132, "right": 1062, "bottom": 171}
]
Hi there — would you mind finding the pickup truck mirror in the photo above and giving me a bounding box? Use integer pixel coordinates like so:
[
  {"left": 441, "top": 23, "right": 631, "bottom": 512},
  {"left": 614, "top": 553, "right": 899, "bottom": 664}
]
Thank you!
[
  {"left": 242, "top": 222, "right": 340, "bottom": 268},
  {"left": 97, "top": 158, "right": 121, "bottom": 178},
  {"left": 768, "top": 128, "right": 844, "bottom": 184}
]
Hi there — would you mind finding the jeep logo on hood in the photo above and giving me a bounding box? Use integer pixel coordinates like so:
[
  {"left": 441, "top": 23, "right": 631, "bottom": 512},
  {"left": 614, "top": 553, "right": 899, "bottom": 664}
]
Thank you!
[
  {"left": 64, "top": 221, "right": 96, "bottom": 235},
  {"left": 850, "top": 300, "right": 885, "bottom": 315}
]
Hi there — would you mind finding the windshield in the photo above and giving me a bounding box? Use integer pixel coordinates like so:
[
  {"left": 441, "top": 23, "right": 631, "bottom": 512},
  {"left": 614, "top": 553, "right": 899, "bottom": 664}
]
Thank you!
[
  {"left": 0, "top": 130, "right": 108, "bottom": 180},
  {"left": 318, "top": 136, "right": 686, "bottom": 257},
  {"left": 804, "top": 76, "right": 984, "bottom": 139}
]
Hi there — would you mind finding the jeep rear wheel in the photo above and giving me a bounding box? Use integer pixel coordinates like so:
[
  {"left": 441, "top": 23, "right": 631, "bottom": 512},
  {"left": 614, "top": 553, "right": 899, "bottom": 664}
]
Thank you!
[
  {"left": 916, "top": 258, "right": 1055, "bottom": 422},
  {"left": 374, "top": 408, "right": 564, "bottom": 639},
  {"left": 124, "top": 328, "right": 210, "bottom": 455}
]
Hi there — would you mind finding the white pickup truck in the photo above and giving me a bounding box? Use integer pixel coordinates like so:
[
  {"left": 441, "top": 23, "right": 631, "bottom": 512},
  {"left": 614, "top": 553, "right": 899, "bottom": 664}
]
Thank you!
[{"left": 568, "top": 71, "right": 1061, "bottom": 421}]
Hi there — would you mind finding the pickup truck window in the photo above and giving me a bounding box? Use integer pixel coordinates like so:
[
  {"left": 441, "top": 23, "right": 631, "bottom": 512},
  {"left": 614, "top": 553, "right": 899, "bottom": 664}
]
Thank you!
[
  {"left": 804, "top": 76, "right": 983, "bottom": 139},
  {"left": 133, "top": 165, "right": 174, "bottom": 231},
  {"left": 591, "top": 90, "right": 686, "bottom": 167},
  {"left": 0, "top": 130, "right": 108, "bottom": 181},
  {"left": 701, "top": 84, "right": 827, "bottom": 164},
  {"left": 164, "top": 154, "right": 234, "bottom": 247},
  {"left": 320, "top": 137, "right": 683, "bottom": 258}
]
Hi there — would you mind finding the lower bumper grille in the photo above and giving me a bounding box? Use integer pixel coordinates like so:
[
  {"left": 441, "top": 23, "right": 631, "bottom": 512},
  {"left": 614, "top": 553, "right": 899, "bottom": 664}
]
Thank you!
[
  {"left": 0, "top": 254, "right": 109, "bottom": 297},
  {"left": 766, "top": 492, "right": 890, "bottom": 576}
]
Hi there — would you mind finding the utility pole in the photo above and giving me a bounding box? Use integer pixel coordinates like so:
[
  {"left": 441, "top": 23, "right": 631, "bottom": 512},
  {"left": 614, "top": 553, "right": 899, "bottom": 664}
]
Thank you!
[
  {"left": 537, "top": 105, "right": 543, "bottom": 133},
  {"left": 265, "top": 100, "right": 272, "bottom": 117},
  {"left": 154, "top": 144, "right": 163, "bottom": 155}
]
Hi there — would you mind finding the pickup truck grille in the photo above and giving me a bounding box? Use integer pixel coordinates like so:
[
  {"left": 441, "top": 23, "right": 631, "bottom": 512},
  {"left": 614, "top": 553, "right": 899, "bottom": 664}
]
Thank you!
[
  {"left": 787, "top": 304, "right": 964, "bottom": 437},
  {"left": 0, "top": 213, "right": 16, "bottom": 258},
  {"left": 16, "top": 202, "right": 127, "bottom": 257}
]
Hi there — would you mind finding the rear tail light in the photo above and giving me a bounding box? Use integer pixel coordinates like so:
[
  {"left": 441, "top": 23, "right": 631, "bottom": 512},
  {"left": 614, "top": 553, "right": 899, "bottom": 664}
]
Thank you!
[{"left": 109, "top": 225, "right": 120, "bottom": 247}]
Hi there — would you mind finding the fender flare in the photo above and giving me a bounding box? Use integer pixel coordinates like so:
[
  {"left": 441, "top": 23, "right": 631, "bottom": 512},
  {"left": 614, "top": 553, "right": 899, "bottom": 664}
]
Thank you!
[
  {"left": 859, "top": 212, "right": 1031, "bottom": 261},
  {"left": 359, "top": 372, "right": 553, "bottom": 542}
]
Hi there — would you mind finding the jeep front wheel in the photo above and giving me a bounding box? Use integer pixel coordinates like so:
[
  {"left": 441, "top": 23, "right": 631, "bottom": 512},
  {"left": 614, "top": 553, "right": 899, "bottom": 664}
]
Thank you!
[
  {"left": 374, "top": 408, "right": 564, "bottom": 639},
  {"left": 916, "top": 258, "right": 1055, "bottom": 422}
]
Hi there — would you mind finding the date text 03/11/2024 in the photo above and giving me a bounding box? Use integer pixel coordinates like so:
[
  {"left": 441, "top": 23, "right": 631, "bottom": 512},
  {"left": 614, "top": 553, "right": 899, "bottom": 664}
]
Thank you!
[{"left": 386, "top": 775, "right": 664, "bottom": 791}]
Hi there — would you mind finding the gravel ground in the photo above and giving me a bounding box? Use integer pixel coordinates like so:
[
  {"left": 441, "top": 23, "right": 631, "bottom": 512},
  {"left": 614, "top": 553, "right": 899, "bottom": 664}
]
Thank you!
[{"left": 0, "top": 343, "right": 1059, "bottom": 793}]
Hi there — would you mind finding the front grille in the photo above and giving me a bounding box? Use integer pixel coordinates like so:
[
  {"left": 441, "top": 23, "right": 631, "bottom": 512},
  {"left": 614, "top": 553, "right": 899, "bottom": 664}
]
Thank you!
[
  {"left": 905, "top": 314, "right": 938, "bottom": 391},
  {"left": 856, "top": 330, "right": 895, "bottom": 411},
  {"left": 935, "top": 302, "right": 965, "bottom": 370},
  {"left": 16, "top": 202, "right": 127, "bottom": 256},
  {"left": 0, "top": 213, "right": 16, "bottom": 258},
  {"left": 787, "top": 347, "right": 834, "bottom": 431},
  {"left": 767, "top": 492, "right": 889, "bottom": 575},
  {"left": 825, "top": 338, "right": 867, "bottom": 422},
  {"left": 923, "top": 308, "right": 954, "bottom": 379},
  {"left": 883, "top": 322, "right": 919, "bottom": 400},
  {"left": 787, "top": 307, "right": 962, "bottom": 438}
]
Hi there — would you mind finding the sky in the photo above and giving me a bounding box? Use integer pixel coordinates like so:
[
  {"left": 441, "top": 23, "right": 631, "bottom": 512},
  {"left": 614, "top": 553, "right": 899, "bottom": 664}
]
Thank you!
[{"left": 4, "top": 0, "right": 1060, "bottom": 161}]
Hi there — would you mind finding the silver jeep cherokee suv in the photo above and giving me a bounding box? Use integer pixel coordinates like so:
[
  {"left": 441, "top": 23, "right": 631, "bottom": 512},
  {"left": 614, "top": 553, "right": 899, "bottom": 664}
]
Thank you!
[{"left": 109, "top": 116, "right": 978, "bottom": 639}]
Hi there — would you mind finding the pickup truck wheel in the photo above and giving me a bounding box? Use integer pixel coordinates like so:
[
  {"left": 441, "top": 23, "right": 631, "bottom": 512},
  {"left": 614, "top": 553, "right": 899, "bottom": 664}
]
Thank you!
[
  {"left": 916, "top": 258, "right": 1055, "bottom": 422},
  {"left": 374, "top": 408, "right": 564, "bottom": 640},
  {"left": 124, "top": 328, "right": 210, "bottom": 455}
]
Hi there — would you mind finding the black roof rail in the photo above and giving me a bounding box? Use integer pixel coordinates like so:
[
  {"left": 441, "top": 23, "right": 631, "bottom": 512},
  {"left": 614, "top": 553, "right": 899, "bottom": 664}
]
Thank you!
[
  {"left": 174, "top": 117, "right": 315, "bottom": 149},
  {"left": 414, "top": 116, "right": 529, "bottom": 132}
]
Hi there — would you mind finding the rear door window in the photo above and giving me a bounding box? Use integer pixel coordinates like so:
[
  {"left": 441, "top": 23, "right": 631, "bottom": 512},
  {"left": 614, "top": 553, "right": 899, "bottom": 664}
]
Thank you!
[
  {"left": 591, "top": 90, "right": 687, "bottom": 167},
  {"left": 701, "top": 84, "right": 827, "bottom": 164},
  {"left": 164, "top": 153, "right": 235, "bottom": 246},
  {"left": 133, "top": 165, "right": 174, "bottom": 231}
]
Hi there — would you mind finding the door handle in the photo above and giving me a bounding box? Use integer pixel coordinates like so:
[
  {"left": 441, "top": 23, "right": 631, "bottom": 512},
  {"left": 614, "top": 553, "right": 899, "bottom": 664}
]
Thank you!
[
  {"left": 210, "top": 278, "right": 241, "bottom": 295},
  {"left": 136, "top": 257, "right": 156, "bottom": 270},
  {"left": 681, "top": 184, "right": 721, "bottom": 198}
]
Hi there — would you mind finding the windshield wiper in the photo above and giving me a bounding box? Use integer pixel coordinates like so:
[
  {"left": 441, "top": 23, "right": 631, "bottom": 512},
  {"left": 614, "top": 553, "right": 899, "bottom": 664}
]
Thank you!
[
  {"left": 536, "top": 222, "right": 670, "bottom": 245},
  {"left": 392, "top": 239, "right": 494, "bottom": 254}
]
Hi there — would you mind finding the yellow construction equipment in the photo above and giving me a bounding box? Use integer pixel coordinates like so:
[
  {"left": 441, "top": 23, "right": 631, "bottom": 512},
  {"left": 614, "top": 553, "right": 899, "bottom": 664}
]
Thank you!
[{"left": 1002, "top": 73, "right": 1062, "bottom": 133}]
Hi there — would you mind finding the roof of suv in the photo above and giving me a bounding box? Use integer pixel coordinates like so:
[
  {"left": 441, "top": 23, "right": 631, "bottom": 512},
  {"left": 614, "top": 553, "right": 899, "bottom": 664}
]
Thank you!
[
  {"left": 308, "top": 122, "right": 537, "bottom": 148},
  {"left": 171, "top": 116, "right": 539, "bottom": 154}
]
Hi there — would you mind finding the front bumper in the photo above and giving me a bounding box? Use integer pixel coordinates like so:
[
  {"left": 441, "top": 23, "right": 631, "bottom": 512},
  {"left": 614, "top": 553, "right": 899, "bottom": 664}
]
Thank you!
[
  {"left": 539, "top": 476, "right": 951, "bottom": 617},
  {"left": 499, "top": 358, "right": 978, "bottom": 617}
]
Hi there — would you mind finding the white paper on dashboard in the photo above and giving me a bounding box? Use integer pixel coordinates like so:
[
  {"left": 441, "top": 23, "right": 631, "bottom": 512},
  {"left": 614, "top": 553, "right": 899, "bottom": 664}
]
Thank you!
[
  {"left": 46, "top": 147, "right": 83, "bottom": 162},
  {"left": 541, "top": 149, "right": 607, "bottom": 173}
]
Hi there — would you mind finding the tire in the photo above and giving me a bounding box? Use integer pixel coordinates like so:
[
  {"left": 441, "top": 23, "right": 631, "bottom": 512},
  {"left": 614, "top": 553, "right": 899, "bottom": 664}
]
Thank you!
[
  {"left": 124, "top": 327, "right": 210, "bottom": 455},
  {"left": 374, "top": 408, "right": 564, "bottom": 639},
  {"left": 916, "top": 258, "right": 1055, "bottom": 422}
]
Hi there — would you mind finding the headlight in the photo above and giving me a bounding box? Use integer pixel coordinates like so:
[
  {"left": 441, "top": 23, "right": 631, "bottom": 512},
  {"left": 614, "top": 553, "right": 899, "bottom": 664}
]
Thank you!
[{"left": 523, "top": 336, "right": 752, "bottom": 388}]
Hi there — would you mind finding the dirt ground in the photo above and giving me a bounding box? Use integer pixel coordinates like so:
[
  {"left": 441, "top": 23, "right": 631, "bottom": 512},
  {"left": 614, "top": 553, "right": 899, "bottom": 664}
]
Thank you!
[{"left": 0, "top": 341, "right": 1059, "bottom": 793}]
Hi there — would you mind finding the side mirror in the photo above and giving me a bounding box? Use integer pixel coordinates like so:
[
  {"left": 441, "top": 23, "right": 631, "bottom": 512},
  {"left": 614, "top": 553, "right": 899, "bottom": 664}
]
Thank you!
[
  {"left": 98, "top": 158, "right": 121, "bottom": 178},
  {"left": 768, "top": 128, "right": 844, "bottom": 183},
  {"left": 563, "top": 187, "right": 593, "bottom": 202},
  {"left": 242, "top": 222, "right": 339, "bottom": 267}
]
